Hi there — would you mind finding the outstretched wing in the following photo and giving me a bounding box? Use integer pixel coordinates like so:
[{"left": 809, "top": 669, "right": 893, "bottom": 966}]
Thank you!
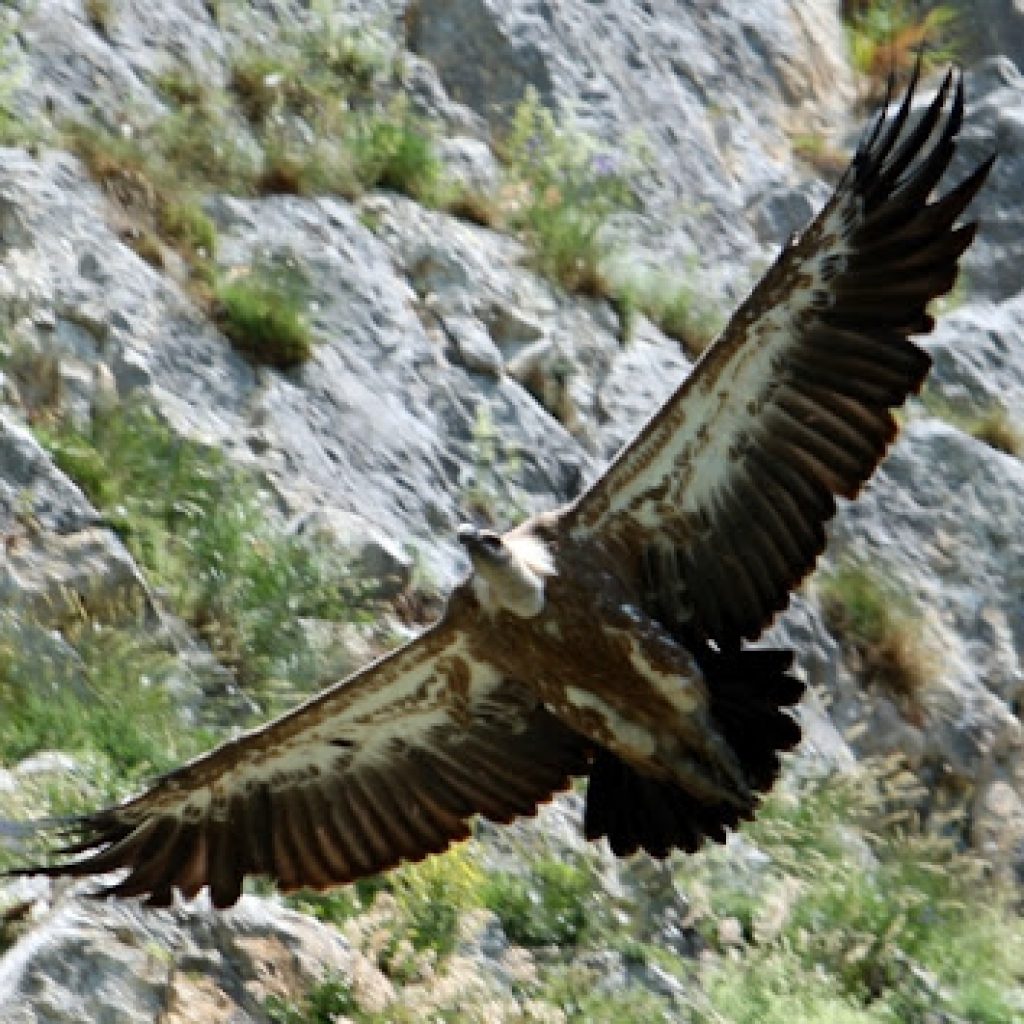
[
  {"left": 16, "top": 621, "right": 587, "bottom": 908},
  {"left": 568, "top": 68, "right": 993, "bottom": 648}
]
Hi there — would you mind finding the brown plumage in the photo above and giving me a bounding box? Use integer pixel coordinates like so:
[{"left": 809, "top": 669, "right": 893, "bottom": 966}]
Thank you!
[{"left": 9, "top": 68, "right": 992, "bottom": 908}]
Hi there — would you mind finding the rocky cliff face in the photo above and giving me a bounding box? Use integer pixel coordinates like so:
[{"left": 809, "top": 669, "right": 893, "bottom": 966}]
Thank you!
[{"left": 0, "top": 1, "right": 1020, "bottom": 1021}]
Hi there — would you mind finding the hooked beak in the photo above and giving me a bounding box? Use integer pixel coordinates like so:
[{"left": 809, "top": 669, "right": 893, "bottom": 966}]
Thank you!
[{"left": 457, "top": 523, "right": 507, "bottom": 565}]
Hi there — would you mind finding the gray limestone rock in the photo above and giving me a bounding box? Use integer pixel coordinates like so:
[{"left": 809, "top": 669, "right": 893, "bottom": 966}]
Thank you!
[
  {"left": 951, "top": 59, "right": 1024, "bottom": 304},
  {"left": 950, "top": 0, "right": 1024, "bottom": 72},
  {"left": 408, "top": 0, "right": 855, "bottom": 279},
  {"left": 828, "top": 419, "right": 1024, "bottom": 797},
  {"left": 0, "top": 895, "right": 355, "bottom": 1024},
  {"left": 0, "top": 414, "right": 144, "bottom": 625}
]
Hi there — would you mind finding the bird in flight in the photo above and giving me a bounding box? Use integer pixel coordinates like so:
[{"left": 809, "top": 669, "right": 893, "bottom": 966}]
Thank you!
[{"left": 12, "top": 67, "right": 993, "bottom": 908}]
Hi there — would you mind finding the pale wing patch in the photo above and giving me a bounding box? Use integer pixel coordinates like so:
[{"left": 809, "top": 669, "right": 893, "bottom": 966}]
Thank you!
[
  {"left": 576, "top": 196, "right": 858, "bottom": 536},
  {"left": 617, "top": 631, "right": 704, "bottom": 717},
  {"left": 505, "top": 531, "right": 557, "bottom": 577},
  {"left": 136, "top": 632, "right": 501, "bottom": 822},
  {"left": 564, "top": 686, "right": 657, "bottom": 759}
]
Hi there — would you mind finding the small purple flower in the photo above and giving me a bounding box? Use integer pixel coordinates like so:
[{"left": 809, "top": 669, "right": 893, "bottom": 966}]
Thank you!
[{"left": 592, "top": 152, "right": 617, "bottom": 177}]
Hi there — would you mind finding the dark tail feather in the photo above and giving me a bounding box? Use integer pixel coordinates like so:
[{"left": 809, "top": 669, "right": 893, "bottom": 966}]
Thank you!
[
  {"left": 583, "top": 647, "right": 803, "bottom": 859},
  {"left": 698, "top": 647, "right": 804, "bottom": 792}
]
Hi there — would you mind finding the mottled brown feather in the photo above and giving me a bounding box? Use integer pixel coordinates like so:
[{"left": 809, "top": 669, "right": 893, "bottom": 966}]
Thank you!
[
  {"left": 105, "top": 831, "right": 183, "bottom": 901},
  {"left": 367, "top": 770, "right": 449, "bottom": 857},
  {"left": 323, "top": 788, "right": 377, "bottom": 878},
  {"left": 173, "top": 827, "right": 209, "bottom": 900},
  {"left": 283, "top": 787, "right": 339, "bottom": 891},
  {"left": 269, "top": 789, "right": 306, "bottom": 891}
]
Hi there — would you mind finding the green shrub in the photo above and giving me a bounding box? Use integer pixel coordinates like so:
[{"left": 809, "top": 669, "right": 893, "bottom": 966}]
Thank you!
[
  {"left": 286, "top": 882, "right": 374, "bottom": 928},
  {"left": 0, "top": 616, "right": 206, "bottom": 781},
  {"left": 499, "top": 89, "right": 639, "bottom": 295},
  {"left": 483, "top": 857, "right": 594, "bottom": 948},
  {"left": 214, "top": 267, "right": 313, "bottom": 368},
  {"left": 388, "top": 846, "right": 485, "bottom": 957},
  {"left": 538, "top": 964, "right": 675, "bottom": 1023},
  {"left": 680, "top": 759, "right": 1024, "bottom": 1024},
  {"left": 844, "top": 1, "right": 959, "bottom": 90},
  {"left": 697, "top": 949, "right": 883, "bottom": 1024},
  {"left": 265, "top": 977, "right": 360, "bottom": 1024}
]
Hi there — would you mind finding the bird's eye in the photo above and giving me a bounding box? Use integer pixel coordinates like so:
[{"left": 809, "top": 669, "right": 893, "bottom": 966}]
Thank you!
[{"left": 480, "top": 532, "right": 503, "bottom": 552}]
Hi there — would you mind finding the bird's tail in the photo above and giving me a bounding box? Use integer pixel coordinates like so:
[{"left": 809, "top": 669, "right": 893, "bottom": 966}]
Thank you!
[{"left": 583, "top": 648, "right": 803, "bottom": 858}]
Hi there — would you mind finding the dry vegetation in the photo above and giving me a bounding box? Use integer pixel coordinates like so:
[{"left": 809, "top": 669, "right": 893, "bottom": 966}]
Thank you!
[{"left": 818, "top": 561, "right": 935, "bottom": 703}]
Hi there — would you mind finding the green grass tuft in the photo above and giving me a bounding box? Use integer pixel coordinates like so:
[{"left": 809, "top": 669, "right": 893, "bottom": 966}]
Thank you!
[
  {"left": 84, "top": 0, "right": 115, "bottom": 36},
  {"left": 919, "top": 389, "right": 1024, "bottom": 458},
  {"left": 612, "top": 265, "right": 722, "bottom": 357},
  {"left": 157, "top": 197, "right": 217, "bottom": 260},
  {"left": 970, "top": 406, "right": 1024, "bottom": 458},
  {"left": 63, "top": 12, "right": 446, "bottom": 296},
  {"left": 0, "top": 616, "right": 207, "bottom": 781},
  {"left": 214, "top": 266, "right": 313, "bottom": 368},
  {"left": 0, "top": 14, "right": 40, "bottom": 148},
  {"left": 350, "top": 103, "right": 444, "bottom": 204}
]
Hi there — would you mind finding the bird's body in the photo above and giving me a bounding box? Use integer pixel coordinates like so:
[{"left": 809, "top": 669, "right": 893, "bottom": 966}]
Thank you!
[
  {"left": 459, "top": 520, "right": 711, "bottom": 777},
  {"left": 9, "top": 67, "right": 994, "bottom": 908}
]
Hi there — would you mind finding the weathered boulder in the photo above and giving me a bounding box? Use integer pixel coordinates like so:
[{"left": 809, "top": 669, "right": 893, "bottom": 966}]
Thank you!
[{"left": 0, "top": 894, "right": 357, "bottom": 1024}]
